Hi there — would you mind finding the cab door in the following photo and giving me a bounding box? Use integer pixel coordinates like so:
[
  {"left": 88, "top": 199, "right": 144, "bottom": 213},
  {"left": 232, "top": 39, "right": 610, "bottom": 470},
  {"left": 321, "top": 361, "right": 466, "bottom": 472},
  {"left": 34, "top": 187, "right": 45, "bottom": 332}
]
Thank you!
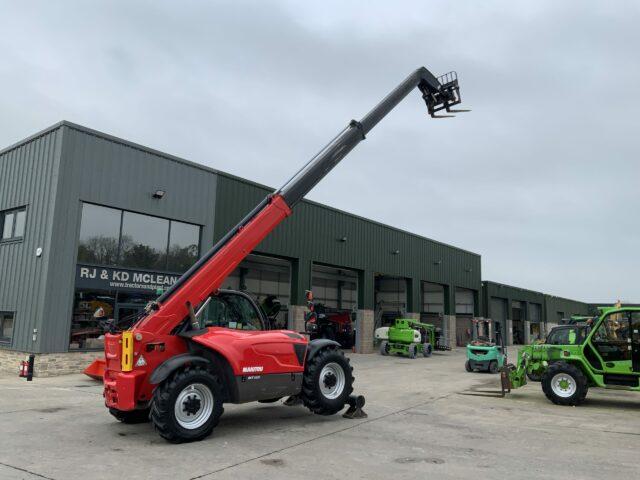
[{"left": 591, "top": 311, "right": 637, "bottom": 386}]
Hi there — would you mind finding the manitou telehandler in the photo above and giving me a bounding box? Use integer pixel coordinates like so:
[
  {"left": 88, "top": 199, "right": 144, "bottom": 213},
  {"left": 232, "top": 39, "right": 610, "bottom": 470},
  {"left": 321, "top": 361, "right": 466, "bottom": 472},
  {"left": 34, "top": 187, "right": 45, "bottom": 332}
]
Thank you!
[{"left": 101, "top": 66, "right": 467, "bottom": 443}]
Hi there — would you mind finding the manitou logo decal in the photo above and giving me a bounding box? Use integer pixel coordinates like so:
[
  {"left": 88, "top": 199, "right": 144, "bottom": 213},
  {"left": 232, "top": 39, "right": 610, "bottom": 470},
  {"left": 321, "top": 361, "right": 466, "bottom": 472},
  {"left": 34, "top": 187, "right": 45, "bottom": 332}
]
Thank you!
[{"left": 242, "top": 366, "right": 264, "bottom": 373}]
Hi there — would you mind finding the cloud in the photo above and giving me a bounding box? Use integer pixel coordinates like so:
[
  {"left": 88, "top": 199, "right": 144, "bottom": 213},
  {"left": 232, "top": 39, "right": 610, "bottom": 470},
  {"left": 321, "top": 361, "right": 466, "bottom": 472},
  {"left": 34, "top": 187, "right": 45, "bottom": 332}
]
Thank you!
[{"left": 1, "top": 0, "right": 638, "bottom": 302}]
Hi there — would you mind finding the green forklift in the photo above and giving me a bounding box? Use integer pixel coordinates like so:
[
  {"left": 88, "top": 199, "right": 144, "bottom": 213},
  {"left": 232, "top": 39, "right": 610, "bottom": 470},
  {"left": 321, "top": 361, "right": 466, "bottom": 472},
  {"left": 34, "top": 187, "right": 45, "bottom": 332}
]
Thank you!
[
  {"left": 505, "top": 307, "right": 640, "bottom": 405},
  {"left": 465, "top": 320, "right": 507, "bottom": 374},
  {"left": 378, "top": 318, "right": 449, "bottom": 359}
]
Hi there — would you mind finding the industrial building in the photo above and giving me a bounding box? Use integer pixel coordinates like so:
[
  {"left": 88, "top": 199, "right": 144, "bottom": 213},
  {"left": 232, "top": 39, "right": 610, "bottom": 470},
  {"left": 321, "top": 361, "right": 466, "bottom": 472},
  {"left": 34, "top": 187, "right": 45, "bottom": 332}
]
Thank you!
[
  {"left": 0, "top": 121, "right": 588, "bottom": 374},
  {"left": 481, "top": 281, "right": 590, "bottom": 345}
]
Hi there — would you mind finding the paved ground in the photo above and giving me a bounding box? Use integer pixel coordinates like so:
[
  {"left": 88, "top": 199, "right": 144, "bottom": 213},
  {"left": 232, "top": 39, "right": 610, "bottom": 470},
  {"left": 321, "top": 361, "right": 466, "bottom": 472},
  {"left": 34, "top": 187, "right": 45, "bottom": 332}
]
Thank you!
[{"left": 1, "top": 348, "right": 639, "bottom": 480}]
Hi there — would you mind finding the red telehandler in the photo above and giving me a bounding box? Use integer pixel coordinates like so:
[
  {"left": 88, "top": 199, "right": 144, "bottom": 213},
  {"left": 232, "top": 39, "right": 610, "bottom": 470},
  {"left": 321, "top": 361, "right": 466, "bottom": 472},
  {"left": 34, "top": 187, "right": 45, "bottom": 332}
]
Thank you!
[{"left": 102, "top": 66, "right": 466, "bottom": 442}]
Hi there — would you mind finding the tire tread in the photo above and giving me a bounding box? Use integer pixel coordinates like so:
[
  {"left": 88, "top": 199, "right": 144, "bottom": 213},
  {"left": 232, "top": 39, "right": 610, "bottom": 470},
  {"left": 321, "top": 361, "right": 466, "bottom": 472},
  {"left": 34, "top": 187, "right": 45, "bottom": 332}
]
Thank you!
[
  {"left": 301, "top": 347, "right": 354, "bottom": 415},
  {"left": 541, "top": 361, "right": 588, "bottom": 406},
  {"left": 150, "top": 365, "right": 224, "bottom": 443}
]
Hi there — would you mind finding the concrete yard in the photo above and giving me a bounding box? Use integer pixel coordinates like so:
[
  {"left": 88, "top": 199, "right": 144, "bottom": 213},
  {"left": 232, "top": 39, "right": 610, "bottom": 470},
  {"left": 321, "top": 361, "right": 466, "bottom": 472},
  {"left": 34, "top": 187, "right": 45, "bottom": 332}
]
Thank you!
[{"left": 1, "top": 349, "right": 638, "bottom": 480}]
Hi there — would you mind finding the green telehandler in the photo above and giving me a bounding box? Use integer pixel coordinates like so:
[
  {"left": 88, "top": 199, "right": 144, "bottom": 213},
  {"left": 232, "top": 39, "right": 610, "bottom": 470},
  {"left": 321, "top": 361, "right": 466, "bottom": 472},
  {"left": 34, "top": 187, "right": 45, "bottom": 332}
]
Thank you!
[{"left": 504, "top": 307, "right": 640, "bottom": 405}]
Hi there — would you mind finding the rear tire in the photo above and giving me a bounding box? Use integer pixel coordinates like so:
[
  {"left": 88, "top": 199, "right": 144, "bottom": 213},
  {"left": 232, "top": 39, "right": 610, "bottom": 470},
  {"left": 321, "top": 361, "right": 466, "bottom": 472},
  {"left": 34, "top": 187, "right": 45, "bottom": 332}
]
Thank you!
[
  {"left": 150, "top": 365, "right": 224, "bottom": 443},
  {"left": 302, "top": 347, "right": 354, "bottom": 415},
  {"left": 379, "top": 340, "right": 389, "bottom": 356},
  {"left": 109, "top": 407, "right": 150, "bottom": 424},
  {"left": 541, "top": 362, "right": 588, "bottom": 406},
  {"left": 465, "top": 360, "right": 472, "bottom": 372},
  {"left": 408, "top": 344, "right": 417, "bottom": 359},
  {"left": 422, "top": 343, "right": 433, "bottom": 357},
  {"left": 488, "top": 361, "right": 499, "bottom": 374}
]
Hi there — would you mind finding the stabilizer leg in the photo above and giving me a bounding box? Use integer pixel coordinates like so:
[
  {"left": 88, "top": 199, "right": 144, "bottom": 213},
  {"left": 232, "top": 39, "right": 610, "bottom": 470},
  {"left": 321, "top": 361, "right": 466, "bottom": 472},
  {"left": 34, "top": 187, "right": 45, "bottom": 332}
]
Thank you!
[{"left": 342, "top": 395, "right": 367, "bottom": 419}]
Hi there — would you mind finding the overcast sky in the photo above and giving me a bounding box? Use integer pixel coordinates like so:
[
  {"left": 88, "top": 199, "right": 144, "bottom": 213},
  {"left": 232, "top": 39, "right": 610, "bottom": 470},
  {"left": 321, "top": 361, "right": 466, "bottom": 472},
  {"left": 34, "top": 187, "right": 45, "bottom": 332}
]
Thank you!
[{"left": 1, "top": 1, "right": 638, "bottom": 303}]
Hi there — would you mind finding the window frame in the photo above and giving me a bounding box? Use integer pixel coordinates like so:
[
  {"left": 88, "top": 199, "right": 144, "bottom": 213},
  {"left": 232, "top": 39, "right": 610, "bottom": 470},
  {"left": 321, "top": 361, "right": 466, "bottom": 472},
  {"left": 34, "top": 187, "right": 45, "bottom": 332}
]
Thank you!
[
  {"left": 1, "top": 206, "right": 27, "bottom": 243},
  {"left": 0, "top": 312, "right": 15, "bottom": 344},
  {"left": 77, "top": 201, "right": 201, "bottom": 274}
]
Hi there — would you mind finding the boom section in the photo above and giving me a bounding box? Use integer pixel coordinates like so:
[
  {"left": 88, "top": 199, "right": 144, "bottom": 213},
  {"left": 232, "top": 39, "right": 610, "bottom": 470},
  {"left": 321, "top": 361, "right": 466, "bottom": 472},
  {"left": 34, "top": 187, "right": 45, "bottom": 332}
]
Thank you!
[{"left": 134, "top": 66, "right": 465, "bottom": 335}]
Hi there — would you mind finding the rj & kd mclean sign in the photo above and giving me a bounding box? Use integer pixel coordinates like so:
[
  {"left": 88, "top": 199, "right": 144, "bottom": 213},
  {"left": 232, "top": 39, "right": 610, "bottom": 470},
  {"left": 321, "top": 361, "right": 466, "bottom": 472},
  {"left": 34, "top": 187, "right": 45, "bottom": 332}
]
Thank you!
[{"left": 76, "top": 265, "right": 180, "bottom": 293}]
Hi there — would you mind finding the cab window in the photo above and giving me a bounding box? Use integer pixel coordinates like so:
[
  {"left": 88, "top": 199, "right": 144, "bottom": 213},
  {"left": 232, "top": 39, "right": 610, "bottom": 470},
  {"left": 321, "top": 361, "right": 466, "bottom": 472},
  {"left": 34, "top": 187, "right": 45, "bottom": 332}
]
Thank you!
[
  {"left": 199, "top": 293, "right": 264, "bottom": 331},
  {"left": 591, "top": 312, "right": 631, "bottom": 362}
]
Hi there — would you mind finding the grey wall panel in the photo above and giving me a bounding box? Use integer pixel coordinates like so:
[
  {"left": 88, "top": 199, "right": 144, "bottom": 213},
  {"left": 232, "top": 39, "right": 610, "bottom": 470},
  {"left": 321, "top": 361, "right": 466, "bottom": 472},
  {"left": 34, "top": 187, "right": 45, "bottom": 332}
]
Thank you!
[
  {"left": 0, "top": 127, "right": 63, "bottom": 352},
  {"left": 39, "top": 124, "right": 219, "bottom": 352}
]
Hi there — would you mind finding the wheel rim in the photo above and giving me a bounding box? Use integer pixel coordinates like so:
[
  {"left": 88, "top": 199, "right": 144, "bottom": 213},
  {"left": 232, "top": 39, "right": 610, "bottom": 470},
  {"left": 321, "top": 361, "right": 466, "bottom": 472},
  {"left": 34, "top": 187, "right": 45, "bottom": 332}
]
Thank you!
[
  {"left": 550, "top": 373, "right": 576, "bottom": 398},
  {"left": 319, "top": 362, "right": 346, "bottom": 400},
  {"left": 174, "top": 383, "right": 214, "bottom": 429}
]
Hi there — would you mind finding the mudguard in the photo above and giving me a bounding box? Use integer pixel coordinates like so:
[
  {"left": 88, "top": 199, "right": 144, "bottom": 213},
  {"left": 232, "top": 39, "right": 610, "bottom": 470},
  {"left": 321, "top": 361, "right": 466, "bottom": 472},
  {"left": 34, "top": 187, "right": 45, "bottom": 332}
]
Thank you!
[
  {"left": 306, "top": 339, "right": 341, "bottom": 364},
  {"left": 148, "top": 353, "right": 211, "bottom": 385}
]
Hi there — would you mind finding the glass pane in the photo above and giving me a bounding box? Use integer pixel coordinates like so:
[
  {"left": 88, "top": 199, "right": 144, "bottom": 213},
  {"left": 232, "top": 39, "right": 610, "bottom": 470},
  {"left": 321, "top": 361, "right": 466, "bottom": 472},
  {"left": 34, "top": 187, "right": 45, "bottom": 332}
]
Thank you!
[
  {"left": 120, "top": 212, "right": 169, "bottom": 270},
  {"left": 2, "top": 212, "right": 14, "bottom": 239},
  {"left": 117, "top": 291, "right": 157, "bottom": 305},
  {"left": 224, "top": 293, "right": 263, "bottom": 330},
  {"left": 1, "top": 314, "right": 13, "bottom": 340},
  {"left": 167, "top": 221, "right": 200, "bottom": 273},
  {"left": 77, "top": 204, "right": 121, "bottom": 265},
  {"left": 201, "top": 298, "right": 229, "bottom": 327},
  {"left": 69, "top": 290, "right": 115, "bottom": 349},
  {"left": 593, "top": 313, "right": 631, "bottom": 362},
  {"left": 13, "top": 210, "right": 26, "bottom": 237}
]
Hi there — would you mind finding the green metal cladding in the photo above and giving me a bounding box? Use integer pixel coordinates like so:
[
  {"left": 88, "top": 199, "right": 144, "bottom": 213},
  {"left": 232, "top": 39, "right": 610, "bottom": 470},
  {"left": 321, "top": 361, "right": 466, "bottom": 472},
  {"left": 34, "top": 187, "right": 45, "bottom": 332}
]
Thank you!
[
  {"left": 214, "top": 174, "right": 481, "bottom": 309},
  {"left": 482, "top": 281, "right": 590, "bottom": 325}
]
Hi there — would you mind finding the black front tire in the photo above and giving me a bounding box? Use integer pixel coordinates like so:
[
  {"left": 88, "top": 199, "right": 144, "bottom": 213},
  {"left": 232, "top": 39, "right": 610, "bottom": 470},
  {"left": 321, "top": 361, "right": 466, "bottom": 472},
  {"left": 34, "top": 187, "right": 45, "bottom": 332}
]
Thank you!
[
  {"left": 302, "top": 347, "right": 354, "bottom": 416},
  {"left": 541, "top": 362, "right": 588, "bottom": 406},
  {"left": 109, "top": 407, "right": 150, "bottom": 424},
  {"left": 150, "top": 365, "right": 225, "bottom": 443}
]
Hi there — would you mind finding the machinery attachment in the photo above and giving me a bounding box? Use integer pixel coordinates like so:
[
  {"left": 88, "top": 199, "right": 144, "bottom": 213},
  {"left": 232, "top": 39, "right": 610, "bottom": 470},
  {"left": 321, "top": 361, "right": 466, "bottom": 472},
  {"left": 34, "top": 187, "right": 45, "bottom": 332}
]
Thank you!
[
  {"left": 342, "top": 395, "right": 367, "bottom": 419},
  {"left": 420, "top": 72, "right": 470, "bottom": 118},
  {"left": 83, "top": 358, "right": 106, "bottom": 380}
]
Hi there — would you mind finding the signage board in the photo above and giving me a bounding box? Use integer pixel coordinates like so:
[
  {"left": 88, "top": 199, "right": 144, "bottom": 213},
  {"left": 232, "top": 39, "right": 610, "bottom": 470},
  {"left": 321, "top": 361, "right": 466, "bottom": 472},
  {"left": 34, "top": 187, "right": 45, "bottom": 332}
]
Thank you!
[{"left": 75, "top": 264, "right": 180, "bottom": 293}]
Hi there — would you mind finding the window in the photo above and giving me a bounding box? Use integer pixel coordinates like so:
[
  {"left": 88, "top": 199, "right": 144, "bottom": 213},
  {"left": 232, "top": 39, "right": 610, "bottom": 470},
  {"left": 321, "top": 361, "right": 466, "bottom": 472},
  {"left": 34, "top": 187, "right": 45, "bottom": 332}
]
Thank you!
[
  {"left": 546, "top": 326, "right": 587, "bottom": 345},
  {"left": 592, "top": 312, "right": 631, "bottom": 362},
  {"left": 167, "top": 221, "right": 200, "bottom": 272},
  {"left": 120, "top": 211, "right": 169, "bottom": 270},
  {"left": 1, "top": 207, "right": 27, "bottom": 241},
  {"left": 76, "top": 202, "right": 201, "bottom": 273},
  {"left": 0, "top": 312, "right": 14, "bottom": 343},
  {"left": 70, "top": 290, "right": 116, "bottom": 350},
  {"left": 78, "top": 204, "right": 121, "bottom": 265},
  {"left": 199, "top": 292, "right": 264, "bottom": 330}
]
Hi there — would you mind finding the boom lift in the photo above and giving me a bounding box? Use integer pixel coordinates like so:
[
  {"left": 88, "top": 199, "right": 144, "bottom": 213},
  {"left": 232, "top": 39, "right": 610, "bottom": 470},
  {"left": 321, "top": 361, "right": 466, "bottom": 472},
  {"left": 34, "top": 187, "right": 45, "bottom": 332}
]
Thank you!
[{"left": 102, "top": 66, "right": 466, "bottom": 443}]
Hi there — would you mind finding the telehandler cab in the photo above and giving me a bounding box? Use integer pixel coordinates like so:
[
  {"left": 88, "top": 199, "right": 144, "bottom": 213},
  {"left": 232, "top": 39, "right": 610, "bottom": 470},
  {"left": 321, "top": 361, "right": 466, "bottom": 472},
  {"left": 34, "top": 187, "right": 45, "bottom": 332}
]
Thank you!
[
  {"left": 505, "top": 307, "right": 640, "bottom": 405},
  {"left": 101, "top": 66, "right": 466, "bottom": 443}
]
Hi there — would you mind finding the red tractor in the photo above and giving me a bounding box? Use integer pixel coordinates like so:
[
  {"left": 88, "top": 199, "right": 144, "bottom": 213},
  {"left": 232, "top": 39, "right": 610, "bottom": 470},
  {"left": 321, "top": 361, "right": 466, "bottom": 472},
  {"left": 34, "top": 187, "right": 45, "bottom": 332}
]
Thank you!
[{"left": 102, "top": 66, "right": 466, "bottom": 442}]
